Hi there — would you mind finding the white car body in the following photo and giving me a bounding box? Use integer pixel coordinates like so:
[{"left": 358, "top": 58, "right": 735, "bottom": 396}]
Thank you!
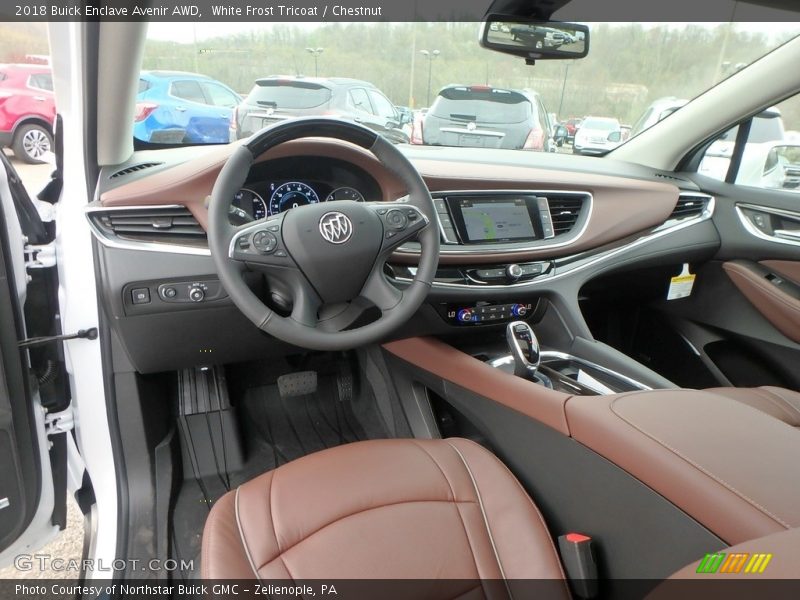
[{"left": 573, "top": 117, "right": 622, "bottom": 154}]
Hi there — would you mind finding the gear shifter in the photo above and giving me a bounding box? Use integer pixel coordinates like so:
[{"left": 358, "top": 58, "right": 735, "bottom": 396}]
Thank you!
[
  {"left": 506, "top": 321, "right": 552, "bottom": 387},
  {"left": 506, "top": 321, "right": 541, "bottom": 377}
]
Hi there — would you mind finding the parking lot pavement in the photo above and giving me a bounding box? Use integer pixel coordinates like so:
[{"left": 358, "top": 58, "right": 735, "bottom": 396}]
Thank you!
[{"left": 0, "top": 149, "right": 82, "bottom": 580}]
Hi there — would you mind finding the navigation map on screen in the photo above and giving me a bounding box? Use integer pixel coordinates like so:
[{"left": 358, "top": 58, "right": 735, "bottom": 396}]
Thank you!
[{"left": 460, "top": 199, "right": 536, "bottom": 241}]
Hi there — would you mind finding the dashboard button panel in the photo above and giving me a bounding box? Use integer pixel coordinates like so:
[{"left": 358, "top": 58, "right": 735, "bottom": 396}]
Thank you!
[{"left": 439, "top": 301, "right": 536, "bottom": 326}]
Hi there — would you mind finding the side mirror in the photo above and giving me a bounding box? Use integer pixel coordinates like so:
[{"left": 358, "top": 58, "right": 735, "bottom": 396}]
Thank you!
[
  {"left": 607, "top": 131, "right": 622, "bottom": 143},
  {"left": 399, "top": 111, "right": 413, "bottom": 125},
  {"left": 481, "top": 16, "right": 589, "bottom": 62}
]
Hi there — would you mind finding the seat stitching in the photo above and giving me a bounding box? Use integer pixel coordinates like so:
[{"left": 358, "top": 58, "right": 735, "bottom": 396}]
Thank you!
[
  {"left": 445, "top": 441, "right": 513, "bottom": 600},
  {"left": 410, "top": 440, "right": 486, "bottom": 586},
  {"left": 254, "top": 498, "right": 477, "bottom": 571},
  {"left": 234, "top": 487, "right": 262, "bottom": 580},
  {"left": 609, "top": 395, "right": 792, "bottom": 528},
  {"left": 455, "top": 440, "right": 568, "bottom": 584}
]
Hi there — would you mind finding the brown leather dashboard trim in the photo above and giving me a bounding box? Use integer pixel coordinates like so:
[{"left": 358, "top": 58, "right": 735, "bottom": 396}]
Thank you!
[
  {"left": 723, "top": 260, "right": 800, "bottom": 343},
  {"left": 99, "top": 139, "right": 680, "bottom": 264},
  {"left": 100, "top": 139, "right": 406, "bottom": 230},
  {"left": 565, "top": 390, "right": 800, "bottom": 545},
  {"left": 382, "top": 337, "right": 571, "bottom": 435}
]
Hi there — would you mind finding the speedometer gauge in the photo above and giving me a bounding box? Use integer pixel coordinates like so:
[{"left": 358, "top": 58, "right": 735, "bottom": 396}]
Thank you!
[
  {"left": 325, "top": 187, "right": 365, "bottom": 203},
  {"left": 269, "top": 182, "right": 320, "bottom": 215}
]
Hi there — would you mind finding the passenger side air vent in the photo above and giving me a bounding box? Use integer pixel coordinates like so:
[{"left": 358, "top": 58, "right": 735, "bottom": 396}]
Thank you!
[
  {"left": 88, "top": 206, "right": 207, "bottom": 247},
  {"left": 547, "top": 195, "right": 585, "bottom": 236},
  {"left": 109, "top": 162, "right": 163, "bottom": 179},
  {"left": 669, "top": 194, "right": 711, "bottom": 222}
]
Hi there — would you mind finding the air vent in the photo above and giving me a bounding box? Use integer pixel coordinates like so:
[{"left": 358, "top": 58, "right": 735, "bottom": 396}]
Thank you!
[
  {"left": 669, "top": 195, "right": 710, "bottom": 221},
  {"left": 547, "top": 195, "right": 586, "bottom": 236},
  {"left": 89, "top": 206, "right": 207, "bottom": 247},
  {"left": 109, "top": 162, "right": 163, "bottom": 179}
]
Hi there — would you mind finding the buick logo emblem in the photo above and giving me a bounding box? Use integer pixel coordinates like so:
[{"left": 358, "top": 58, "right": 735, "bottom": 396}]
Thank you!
[
  {"left": 319, "top": 212, "right": 353, "bottom": 244},
  {"left": 467, "top": 122, "right": 477, "bottom": 131}
]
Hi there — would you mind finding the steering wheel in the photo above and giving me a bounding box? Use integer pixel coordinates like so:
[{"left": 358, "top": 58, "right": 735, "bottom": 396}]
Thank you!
[{"left": 208, "top": 118, "right": 439, "bottom": 351}]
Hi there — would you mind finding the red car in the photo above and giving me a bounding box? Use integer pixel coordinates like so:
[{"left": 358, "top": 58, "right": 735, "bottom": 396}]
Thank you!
[{"left": 0, "top": 64, "right": 56, "bottom": 163}]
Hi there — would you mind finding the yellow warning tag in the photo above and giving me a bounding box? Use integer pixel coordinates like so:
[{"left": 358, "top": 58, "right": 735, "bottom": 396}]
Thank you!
[{"left": 667, "top": 263, "right": 696, "bottom": 300}]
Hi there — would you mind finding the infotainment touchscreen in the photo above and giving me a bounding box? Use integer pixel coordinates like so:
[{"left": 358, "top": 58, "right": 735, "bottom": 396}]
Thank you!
[{"left": 456, "top": 197, "right": 537, "bottom": 243}]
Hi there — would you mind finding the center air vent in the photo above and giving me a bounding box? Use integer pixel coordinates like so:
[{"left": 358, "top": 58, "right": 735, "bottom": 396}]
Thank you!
[
  {"left": 109, "top": 162, "right": 163, "bottom": 179},
  {"left": 89, "top": 206, "right": 207, "bottom": 247},
  {"left": 669, "top": 194, "right": 711, "bottom": 222},
  {"left": 547, "top": 195, "right": 586, "bottom": 236}
]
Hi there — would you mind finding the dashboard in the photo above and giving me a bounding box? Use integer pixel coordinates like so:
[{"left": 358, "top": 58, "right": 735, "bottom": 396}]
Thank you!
[{"left": 228, "top": 156, "right": 383, "bottom": 225}]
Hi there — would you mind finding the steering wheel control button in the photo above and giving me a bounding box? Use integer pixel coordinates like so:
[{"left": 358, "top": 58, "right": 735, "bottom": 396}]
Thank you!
[
  {"left": 236, "top": 235, "right": 251, "bottom": 251},
  {"left": 131, "top": 288, "right": 151, "bottom": 305},
  {"left": 274, "top": 249, "right": 288, "bottom": 257},
  {"left": 386, "top": 209, "right": 409, "bottom": 230},
  {"left": 252, "top": 230, "right": 278, "bottom": 254}
]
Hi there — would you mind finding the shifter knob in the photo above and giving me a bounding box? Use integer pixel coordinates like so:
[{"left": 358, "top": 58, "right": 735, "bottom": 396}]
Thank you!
[{"left": 506, "top": 321, "right": 541, "bottom": 378}]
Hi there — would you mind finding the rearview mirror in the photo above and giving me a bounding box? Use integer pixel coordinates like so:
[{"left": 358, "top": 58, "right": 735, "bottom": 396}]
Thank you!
[{"left": 481, "top": 17, "right": 589, "bottom": 62}]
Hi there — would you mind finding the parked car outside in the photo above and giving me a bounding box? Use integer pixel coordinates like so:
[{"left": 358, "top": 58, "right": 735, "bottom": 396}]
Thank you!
[
  {"left": 698, "top": 107, "right": 786, "bottom": 180},
  {"left": 232, "top": 76, "right": 410, "bottom": 144},
  {"left": 564, "top": 117, "right": 582, "bottom": 142},
  {"left": 419, "top": 84, "right": 553, "bottom": 151},
  {"left": 573, "top": 116, "right": 622, "bottom": 154},
  {"left": 135, "top": 71, "right": 241, "bottom": 144},
  {"left": 630, "top": 96, "right": 689, "bottom": 137},
  {"left": 0, "top": 63, "right": 56, "bottom": 163}
]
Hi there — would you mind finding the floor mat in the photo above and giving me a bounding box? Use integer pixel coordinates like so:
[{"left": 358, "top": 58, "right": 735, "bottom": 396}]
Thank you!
[
  {"left": 171, "top": 358, "right": 396, "bottom": 580},
  {"left": 230, "top": 372, "right": 389, "bottom": 487}
]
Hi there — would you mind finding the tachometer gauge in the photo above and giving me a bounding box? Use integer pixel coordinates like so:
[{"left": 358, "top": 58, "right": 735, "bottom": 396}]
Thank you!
[
  {"left": 325, "top": 187, "right": 365, "bottom": 203},
  {"left": 269, "top": 182, "right": 320, "bottom": 215},
  {"left": 230, "top": 188, "right": 267, "bottom": 225}
]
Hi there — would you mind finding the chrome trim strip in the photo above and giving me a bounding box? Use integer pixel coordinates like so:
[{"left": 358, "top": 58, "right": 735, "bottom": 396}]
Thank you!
[
  {"left": 439, "top": 127, "right": 505, "bottom": 138},
  {"left": 736, "top": 202, "right": 800, "bottom": 248},
  {"left": 420, "top": 189, "right": 594, "bottom": 254},
  {"left": 488, "top": 351, "right": 652, "bottom": 392},
  {"left": 85, "top": 204, "right": 212, "bottom": 256},
  {"left": 394, "top": 192, "right": 715, "bottom": 290}
]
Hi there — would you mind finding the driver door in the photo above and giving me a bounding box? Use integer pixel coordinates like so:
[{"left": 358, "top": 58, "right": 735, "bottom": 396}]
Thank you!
[{"left": 0, "top": 151, "right": 69, "bottom": 565}]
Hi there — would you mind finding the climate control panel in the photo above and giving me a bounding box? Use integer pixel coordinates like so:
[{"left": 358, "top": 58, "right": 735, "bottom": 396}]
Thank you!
[{"left": 439, "top": 301, "right": 536, "bottom": 326}]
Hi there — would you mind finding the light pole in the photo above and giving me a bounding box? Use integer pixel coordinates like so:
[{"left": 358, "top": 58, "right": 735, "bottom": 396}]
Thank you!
[
  {"left": 419, "top": 49, "right": 440, "bottom": 106},
  {"left": 557, "top": 61, "right": 572, "bottom": 118},
  {"left": 305, "top": 47, "right": 324, "bottom": 77}
]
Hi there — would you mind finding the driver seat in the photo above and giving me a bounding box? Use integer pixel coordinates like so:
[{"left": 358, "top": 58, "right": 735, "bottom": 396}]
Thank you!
[{"left": 201, "top": 438, "right": 569, "bottom": 587}]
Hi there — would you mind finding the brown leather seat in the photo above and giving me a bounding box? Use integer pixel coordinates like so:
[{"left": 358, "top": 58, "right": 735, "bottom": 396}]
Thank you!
[
  {"left": 706, "top": 386, "right": 800, "bottom": 427},
  {"left": 201, "top": 438, "right": 568, "bottom": 586}
]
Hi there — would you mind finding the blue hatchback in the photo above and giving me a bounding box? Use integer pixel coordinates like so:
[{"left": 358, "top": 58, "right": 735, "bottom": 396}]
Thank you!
[{"left": 134, "top": 71, "right": 241, "bottom": 144}]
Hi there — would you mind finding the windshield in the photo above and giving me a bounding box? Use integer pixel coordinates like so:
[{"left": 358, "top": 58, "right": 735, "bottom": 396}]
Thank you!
[{"left": 138, "top": 22, "right": 800, "bottom": 155}]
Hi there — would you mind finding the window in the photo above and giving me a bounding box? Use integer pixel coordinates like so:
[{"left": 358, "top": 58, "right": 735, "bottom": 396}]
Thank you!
[
  {"left": 367, "top": 90, "right": 396, "bottom": 120},
  {"left": 202, "top": 83, "right": 239, "bottom": 107},
  {"left": 246, "top": 80, "right": 331, "bottom": 109},
  {"left": 697, "top": 93, "right": 800, "bottom": 192},
  {"left": 348, "top": 88, "right": 373, "bottom": 115},
  {"left": 138, "top": 79, "right": 150, "bottom": 93},
  {"left": 171, "top": 80, "right": 206, "bottom": 104},
  {"left": 28, "top": 73, "right": 53, "bottom": 91}
]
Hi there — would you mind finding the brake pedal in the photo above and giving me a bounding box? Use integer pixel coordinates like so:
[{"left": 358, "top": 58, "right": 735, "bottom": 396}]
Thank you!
[{"left": 278, "top": 371, "right": 318, "bottom": 398}]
